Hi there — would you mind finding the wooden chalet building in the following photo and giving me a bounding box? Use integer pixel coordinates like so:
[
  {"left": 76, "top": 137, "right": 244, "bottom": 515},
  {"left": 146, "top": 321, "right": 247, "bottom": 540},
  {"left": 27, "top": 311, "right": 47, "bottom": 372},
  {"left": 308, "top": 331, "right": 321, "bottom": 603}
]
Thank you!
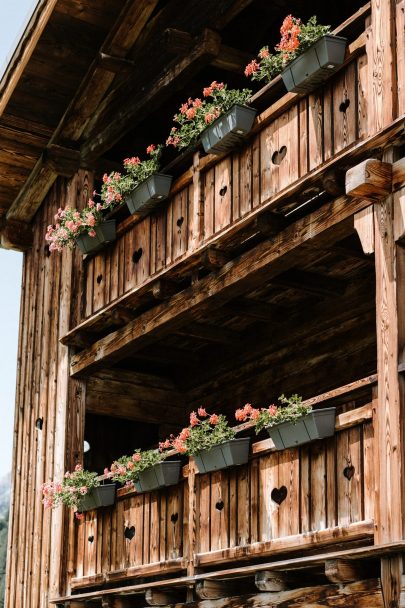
[{"left": 1, "top": 0, "right": 405, "bottom": 606}]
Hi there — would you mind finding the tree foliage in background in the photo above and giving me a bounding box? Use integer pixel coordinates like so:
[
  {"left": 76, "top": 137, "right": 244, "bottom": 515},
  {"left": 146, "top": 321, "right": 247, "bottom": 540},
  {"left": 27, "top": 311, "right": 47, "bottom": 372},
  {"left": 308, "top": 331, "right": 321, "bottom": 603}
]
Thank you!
[{"left": 0, "top": 510, "right": 9, "bottom": 608}]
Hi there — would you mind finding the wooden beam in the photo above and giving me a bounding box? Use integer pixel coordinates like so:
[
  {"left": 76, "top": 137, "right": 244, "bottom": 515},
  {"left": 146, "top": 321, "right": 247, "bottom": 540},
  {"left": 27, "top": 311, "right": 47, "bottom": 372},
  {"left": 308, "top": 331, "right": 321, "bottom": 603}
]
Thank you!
[
  {"left": 269, "top": 269, "right": 347, "bottom": 298},
  {"left": 0, "top": 219, "right": 33, "bottom": 251},
  {"left": 200, "top": 246, "right": 230, "bottom": 270},
  {"left": 81, "top": 28, "right": 222, "bottom": 162},
  {"left": 253, "top": 212, "right": 288, "bottom": 238},
  {"left": 325, "top": 558, "right": 366, "bottom": 583},
  {"left": 225, "top": 297, "right": 280, "bottom": 321},
  {"left": 70, "top": 195, "right": 371, "bottom": 376},
  {"left": 145, "top": 589, "right": 185, "bottom": 606},
  {"left": 354, "top": 206, "right": 375, "bottom": 254},
  {"left": 196, "top": 580, "right": 247, "bottom": 600},
  {"left": 152, "top": 279, "right": 179, "bottom": 301},
  {"left": 98, "top": 53, "right": 135, "bottom": 74},
  {"left": 176, "top": 322, "right": 241, "bottom": 346},
  {"left": 346, "top": 159, "right": 393, "bottom": 199},
  {"left": 255, "top": 571, "right": 289, "bottom": 592},
  {"left": 45, "top": 145, "right": 81, "bottom": 177}
]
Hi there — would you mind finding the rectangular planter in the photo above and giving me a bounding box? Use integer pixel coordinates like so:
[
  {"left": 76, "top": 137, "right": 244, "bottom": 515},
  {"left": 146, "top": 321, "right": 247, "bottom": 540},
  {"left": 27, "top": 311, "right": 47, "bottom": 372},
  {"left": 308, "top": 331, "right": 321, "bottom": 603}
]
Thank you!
[
  {"left": 281, "top": 35, "right": 347, "bottom": 94},
  {"left": 266, "top": 407, "right": 336, "bottom": 450},
  {"left": 194, "top": 437, "right": 251, "bottom": 474},
  {"left": 201, "top": 104, "right": 257, "bottom": 155},
  {"left": 134, "top": 460, "right": 181, "bottom": 493},
  {"left": 125, "top": 174, "right": 173, "bottom": 217},
  {"left": 78, "top": 484, "right": 116, "bottom": 512},
  {"left": 75, "top": 220, "right": 116, "bottom": 254}
]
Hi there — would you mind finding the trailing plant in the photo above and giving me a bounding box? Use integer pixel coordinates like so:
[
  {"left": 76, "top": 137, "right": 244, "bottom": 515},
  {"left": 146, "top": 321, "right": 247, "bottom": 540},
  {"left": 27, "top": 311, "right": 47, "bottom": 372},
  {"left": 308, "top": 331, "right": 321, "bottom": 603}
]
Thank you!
[
  {"left": 45, "top": 144, "right": 162, "bottom": 251},
  {"left": 166, "top": 82, "right": 252, "bottom": 151},
  {"left": 109, "top": 448, "right": 167, "bottom": 488},
  {"left": 161, "top": 408, "right": 236, "bottom": 456},
  {"left": 245, "top": 15, "right": 331, "bottom": 83},
  {"left": 235, "top": 394, "right": 311, "bottom": 434},
  {"left": 41, "top": 464, "right": 99, "bottom": 517}
]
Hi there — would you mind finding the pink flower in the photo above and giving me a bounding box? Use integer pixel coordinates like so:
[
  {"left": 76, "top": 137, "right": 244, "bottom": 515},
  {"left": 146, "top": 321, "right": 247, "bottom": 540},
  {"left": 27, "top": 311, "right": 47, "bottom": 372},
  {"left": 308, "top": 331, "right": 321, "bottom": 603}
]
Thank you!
[
  {"left": 186, "top": 107, "right": 196, "bottom": 120},
  {"left": 118, "top": 466, "right": 127, "bottom": 475},
  {"left": 209, "top": 414, "right": 219, "bottom": 425},
  {"left": 268, "top": 405, "right": 278, "bottom": 416},
  {"left": 159, "top": 439, "right": 170, "bottom": 452},
  {"left": 79, "top": 486, "right": 88, "bottom": 495},
  {"left": 88, "top": 229, "right": 96, "bottom": 238},
  {"left": 103, "top": 468, "right": 110, "bottom": 476},
  {"left": 203, "top": 86, "right": 213, "bottom": 97},
  {"left": 180, "top": 102, "right": 188, "bottom": 114},
  {"left": 193, "top": 98, "right": 202, "bottom": 108},
  {"left": 245, "top": 60, "right": 259, "bottom": 77},
  {"left": 124, "top": 157, "right": 140, "bottom": 166},
  {"left": 127, "top": 461, "right": 134, "bottom": 470},
  {"left": 132, "top": 453, "right": 141, "bottom": 462},
  {"left": 75, "top": 512, "right": 84, "bottom": 520},
  {"left": 190, "top": 412, "right": 199, "bottom": 427},
  {"left": 235, "top": 408, "right": 246, "bottom": 421},
  {"left": 146, "top": 144, "right": 156, "bottom": 154},
  {"left": 251, "top": 409, "right": 260, "bottom": 420},
  {"left": 179, "top": 427, "right": 190, "bottom": 441},
  {"left": 85, "top": 212, "right": 95, "bottom": 226},
  {"left": 75, "top": 464, "right": 82, "bottom": 471},
  {"left": 259, "top": 47, "right": 270, "bottom": 59},
  {"left": 173, "top": 438, "right": 187, "bottom": 454},
  {"left": 198, "top": 407, "right": 207, "bottom": 417},
  {"left": 88, "top": 199, "right": 95, "bottom": 208},
  {"left": 102, "top": 173, "right": 109, "bottom": 183}
]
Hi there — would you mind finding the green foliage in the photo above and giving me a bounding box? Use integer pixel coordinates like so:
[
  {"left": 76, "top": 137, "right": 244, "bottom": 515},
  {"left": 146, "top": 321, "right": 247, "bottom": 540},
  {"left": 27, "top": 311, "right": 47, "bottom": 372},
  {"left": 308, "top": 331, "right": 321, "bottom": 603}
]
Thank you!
[
  {"left": 109, "top": 448, "right": 166, "bottom": 486},
  {"left": 245, "top": 15, "right": 331, "bottom": 84},
  {"left": 41, "top": 464, "right": 100, "bottom": 510},
  {"left": 164, "top": 410, "right": 236, "bottom": 457},
  {"left": 235, "top": 395, "right": 311, "bottom": 434}
]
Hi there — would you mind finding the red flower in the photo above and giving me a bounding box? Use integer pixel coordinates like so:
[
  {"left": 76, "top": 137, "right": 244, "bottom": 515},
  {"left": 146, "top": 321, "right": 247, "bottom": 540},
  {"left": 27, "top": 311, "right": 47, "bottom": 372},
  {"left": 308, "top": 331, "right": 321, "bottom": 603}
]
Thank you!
[
  {"left": 245, "top": 60, "right": 259, "bottom": 77},
  {"left": 259, "top": 47, "right": 270, "bottom": 59},
  {"left": 268, "top": 405, "right": 278, "bottom": 416},
  {"left": 146, "top": 144, "right": 156, "bottom": 154},
  {"left": 186, "top": 107, "right": 196, "bottom": 120},
  {"left": 190, "top": 411, "right": 199, "bottom": 427},
  {"left": 209, "top": 414, "right": 219, "bottom": 425},
  {"left": 180, "top": 102, "right": 188, "bottom": 114},
  {"left": 203, "top": 86, "right": 212, "bottom": 97},
  {"left": 198, "top": 407, "right": 208, "bottom": 417},
  {"left": 179, "top": 427, "right": 190, "bottom": 441}
]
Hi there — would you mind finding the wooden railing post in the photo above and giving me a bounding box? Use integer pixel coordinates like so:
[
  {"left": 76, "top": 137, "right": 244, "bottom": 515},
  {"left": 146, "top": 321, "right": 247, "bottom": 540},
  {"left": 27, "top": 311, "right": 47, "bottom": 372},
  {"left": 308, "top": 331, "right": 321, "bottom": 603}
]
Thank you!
[{"left": 373, "top": 147, "right": 405, "bottom": 608}]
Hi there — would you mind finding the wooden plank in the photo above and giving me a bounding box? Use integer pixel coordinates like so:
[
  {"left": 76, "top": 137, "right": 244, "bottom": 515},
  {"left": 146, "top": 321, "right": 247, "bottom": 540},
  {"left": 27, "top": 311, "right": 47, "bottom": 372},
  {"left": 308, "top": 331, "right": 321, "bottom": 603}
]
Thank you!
[
  {"left": 396, "top": 0, "right": 405, "bottom": 116},
  {"left": 214, "top": 157, "right": 232, "bottom": 232},
  {"left": 346, "top": 159, "right": 393, "bottom": 198},
  {"left": 354, "top": 206, "right": 375, "bottom": 254}
]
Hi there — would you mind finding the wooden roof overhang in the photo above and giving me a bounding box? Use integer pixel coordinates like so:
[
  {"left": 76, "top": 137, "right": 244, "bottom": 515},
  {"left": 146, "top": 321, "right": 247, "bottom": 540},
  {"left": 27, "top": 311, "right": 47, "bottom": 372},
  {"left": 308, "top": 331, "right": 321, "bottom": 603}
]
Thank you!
[{"left": 0, "top": 0, "right": 376, "bottom": 251}]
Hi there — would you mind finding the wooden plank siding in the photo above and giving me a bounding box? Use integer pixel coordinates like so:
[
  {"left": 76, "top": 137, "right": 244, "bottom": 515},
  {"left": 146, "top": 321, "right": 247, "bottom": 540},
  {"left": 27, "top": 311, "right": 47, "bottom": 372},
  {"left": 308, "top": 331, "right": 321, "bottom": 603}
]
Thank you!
[{"left": 80, "top": 55, "right": 370, "bottom": 320}]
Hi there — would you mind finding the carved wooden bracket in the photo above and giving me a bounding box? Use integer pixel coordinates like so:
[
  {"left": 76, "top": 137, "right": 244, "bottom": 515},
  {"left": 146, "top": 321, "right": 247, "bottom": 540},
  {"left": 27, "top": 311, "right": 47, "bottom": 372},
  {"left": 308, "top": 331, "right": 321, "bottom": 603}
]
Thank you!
[{"left": 345, "top": 158, "right": 392, "bottom": 199}]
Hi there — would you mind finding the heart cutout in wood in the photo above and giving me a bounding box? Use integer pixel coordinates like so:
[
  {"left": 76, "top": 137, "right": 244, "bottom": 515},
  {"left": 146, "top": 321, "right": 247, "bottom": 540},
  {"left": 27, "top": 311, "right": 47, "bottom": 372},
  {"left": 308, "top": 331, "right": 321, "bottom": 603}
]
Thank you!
[
  {"left": 171, "top": 512, "right": 178, "bottom": 523},
  {"left": 215, "top": 500, "right": 224, "bottom": 511},
  {"left": 271, "top": 486, "right": 287, "bottom": 505},
  {"left": 132, "top": 248, "right": 143, "bottom": 263},
  {"left": 339, "top": 98, "right": 350, "bottom": 113},
  {"left": 124, "top": 525, "right": 135, "bottom": 540},
  {"left": 219, "top": 185, "right": 227, "bottom": 197},
  {"left": 96, "top": 274, "right": 103, "bottom": 284},
  {"left": 88, "top": 535, "right": 94, "bottom": 543},
  {"left": 35, "top": 417, "right": 43, "bottom": 430},
  {"left": 343, "top": 465, "right": 355, "bottom": 480},
  {"left": 272, "top": 146, "right": 287, "bottom": 165},
  {"left": 176, "top": 216, "right": 184, "bottom": 228}
]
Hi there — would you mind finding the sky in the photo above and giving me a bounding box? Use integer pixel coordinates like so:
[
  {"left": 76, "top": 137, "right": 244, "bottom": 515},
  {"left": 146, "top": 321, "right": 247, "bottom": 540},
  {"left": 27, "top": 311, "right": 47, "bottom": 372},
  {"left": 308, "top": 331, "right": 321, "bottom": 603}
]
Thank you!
[{"left": 0, "top": 1, "right": 37, "bottom": 479}]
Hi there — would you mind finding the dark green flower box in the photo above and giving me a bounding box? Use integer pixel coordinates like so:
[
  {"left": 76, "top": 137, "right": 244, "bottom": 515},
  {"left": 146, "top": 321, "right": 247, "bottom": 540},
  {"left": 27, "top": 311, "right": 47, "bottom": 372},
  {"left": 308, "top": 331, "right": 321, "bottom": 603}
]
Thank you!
[
  {"left": 78, "top": 484, "right": 116, "bottom": 512},
  {"left": 194, "top": 437, "right": 251, "bottom": 474},
  {"left": 134, "top": 461, "right": 181, "bottom": 493},
  {"left": 201, "top": 104, "right": 257, "bottom": 155},
  {"left": 75, "top": 220, "right": 116, "bottom": 254},
  {"left": 125, "top": 174, "right": 173, "bottom": 217},
  {"left": 281, "top": 35, "right": 347, "bottom": 94},
  {"left": 266, "top": 407, "right": 336, "bottom": 450}
]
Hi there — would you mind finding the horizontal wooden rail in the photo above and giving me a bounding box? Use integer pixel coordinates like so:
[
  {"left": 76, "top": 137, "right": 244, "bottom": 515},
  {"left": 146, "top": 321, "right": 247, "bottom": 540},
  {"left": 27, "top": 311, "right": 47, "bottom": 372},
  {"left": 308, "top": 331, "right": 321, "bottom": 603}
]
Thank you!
[{"left": 52, "top": 538, "right": 405, "bottom": 604}]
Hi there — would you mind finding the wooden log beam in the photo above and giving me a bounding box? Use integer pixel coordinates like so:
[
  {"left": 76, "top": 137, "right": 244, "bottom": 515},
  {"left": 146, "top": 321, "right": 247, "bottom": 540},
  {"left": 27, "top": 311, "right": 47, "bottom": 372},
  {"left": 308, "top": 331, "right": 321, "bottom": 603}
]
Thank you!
[
  {"left": 81, "top": 28, "right": 222, "bottom": 163},
  {"left": 0, "top": 219, "right": 33, "bottom": 251},
  {"left": 325, "top": 558, "right": 366, "bottom": 583},
  {"left": 196, "top": 580, "right": 247, "bottom": 600},
  {"left": 253, "top": 212, "right": 288, "bottom": 238},
  {"left": 200, "top": 246, "right": 230, "bottom": 270},
  {"left": 145, "top": 589, "right": 185, "bottom": 606},
  {"left": 346, "top": 159, "right": 393, "bottom": 199},
  {"left": 45, "top": 144, "right": 81, "bottom": 178},
  {"left": 70, "top": 195, "right": 371, "bottom": 376},
  {"left": 255, "top": 571, "right": 289, "bottom": 592},
  {"left": 98, "top": 53, "right": 135, "bottom": 74},
  {"left": 225, "top": 297, "right": 280, "bottom": 321}
]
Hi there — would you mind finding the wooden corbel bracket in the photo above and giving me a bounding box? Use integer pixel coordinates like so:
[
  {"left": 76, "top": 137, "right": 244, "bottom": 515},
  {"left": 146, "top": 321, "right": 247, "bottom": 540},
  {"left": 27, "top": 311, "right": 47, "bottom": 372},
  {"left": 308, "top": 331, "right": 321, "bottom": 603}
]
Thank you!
[{"left": 345, "top": 158, "right": 393, "bottom": 199}]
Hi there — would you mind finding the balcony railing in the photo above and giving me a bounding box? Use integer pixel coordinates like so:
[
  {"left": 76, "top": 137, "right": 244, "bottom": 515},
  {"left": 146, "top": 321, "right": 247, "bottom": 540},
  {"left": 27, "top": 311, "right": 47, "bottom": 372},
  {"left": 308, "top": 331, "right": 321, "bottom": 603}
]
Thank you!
[{"left": 69, "top": 377, "right": 376, "bottom": 590}]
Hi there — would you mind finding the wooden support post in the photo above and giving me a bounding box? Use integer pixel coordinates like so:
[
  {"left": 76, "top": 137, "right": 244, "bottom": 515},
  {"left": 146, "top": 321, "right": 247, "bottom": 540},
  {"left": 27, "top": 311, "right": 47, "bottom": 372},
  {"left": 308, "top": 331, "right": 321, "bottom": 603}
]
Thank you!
[
  {"left": 374, "top": 147, "right": 405, "bottom": 608},
  {"left": 354, "top": 206, "right": 375, "bottom": 254},
  {"left": 255, "top": 571, "right": 289, "bottom": 592},
  {"left": 325, "top": 558, "right": 364, "bottom": 583},
  {"left": 346, "top": 159, "right": 393, "bottom": 198}
]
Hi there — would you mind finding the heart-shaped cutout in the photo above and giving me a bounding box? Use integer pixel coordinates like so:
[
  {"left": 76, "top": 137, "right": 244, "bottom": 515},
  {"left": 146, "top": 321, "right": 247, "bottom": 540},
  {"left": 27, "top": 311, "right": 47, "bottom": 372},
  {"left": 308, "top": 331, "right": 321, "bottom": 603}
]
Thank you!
[
  {"left": 339, "top": 98, "right": 350, "bottom": 113},
  {"left": 96, "top": 274, "right": 103, "bottom": 284},
  {"left": 171, "top": 512, "right": 178, "bottom": 523},
  {"left": 132, "top": 248, "right": 143, "bottom": 263},
  {"left": 215, "top": 500, "right": 224, "bottom": 511},
  {"left": 272, "top": 146, "right": 287, "bottom": 165},
  {"left": 343, "top": 465, "right": 355, "bottom": 480},
  {"left": 271, "top": 486, "right": 287, "bottom": 505},
  {"left": 124, "top": 525, "right": 135, "bottom": 540},
  {"left": 219, "top": 185, "right": 227, "bottom": 197},
  {"left": 176, "top": 216, "right": 184, "bottom": 228},
  {"left": 36, "top": 417, "right": 43, "bottom": 430},
  {"left": 88, "top": 535, "right": 94, "bottom": 543}
]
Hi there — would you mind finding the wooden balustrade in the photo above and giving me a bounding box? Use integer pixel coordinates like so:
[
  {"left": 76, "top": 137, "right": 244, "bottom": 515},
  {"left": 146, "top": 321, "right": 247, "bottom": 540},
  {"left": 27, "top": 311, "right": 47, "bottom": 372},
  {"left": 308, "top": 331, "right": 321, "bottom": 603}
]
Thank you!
[
  {"left": 70, "top": 396, "right": 375, "bottom": 589},
  {"left": 81, "top": 45, "right": 369, "bottom": 322}
]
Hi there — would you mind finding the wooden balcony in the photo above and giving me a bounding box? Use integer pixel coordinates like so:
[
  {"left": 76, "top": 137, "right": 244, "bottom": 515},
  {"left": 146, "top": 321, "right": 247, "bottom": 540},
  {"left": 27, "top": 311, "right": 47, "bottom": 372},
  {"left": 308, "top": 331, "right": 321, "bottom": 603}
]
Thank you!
[{"left": 69, "top": 381, "right": 375, "bottom": 593}]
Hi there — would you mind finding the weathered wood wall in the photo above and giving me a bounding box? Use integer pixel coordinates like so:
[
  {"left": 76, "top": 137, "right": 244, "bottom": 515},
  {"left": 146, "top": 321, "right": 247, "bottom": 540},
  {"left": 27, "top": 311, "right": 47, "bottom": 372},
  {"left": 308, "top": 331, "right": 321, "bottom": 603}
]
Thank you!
[{"left": 4, "top": 171, "right": 91, "bottom": 608}]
